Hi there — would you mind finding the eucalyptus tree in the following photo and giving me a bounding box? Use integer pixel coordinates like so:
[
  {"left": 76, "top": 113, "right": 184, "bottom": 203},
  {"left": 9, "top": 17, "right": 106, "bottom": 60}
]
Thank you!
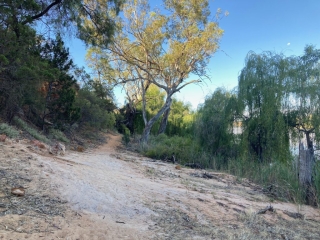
[
  {"left": 88, "top": 0, "right": 224, "bottom": 142},
  {"left": 238, "top": 51, "right": 291, "bottom": 163},
  {"left": 85, "top": 47, "right": 115, "bottom": 100}
]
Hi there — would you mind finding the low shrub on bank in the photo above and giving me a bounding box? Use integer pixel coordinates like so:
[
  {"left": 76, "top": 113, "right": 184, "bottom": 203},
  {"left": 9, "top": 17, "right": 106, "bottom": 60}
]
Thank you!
[
  {"left": 140, "top": 134, "right": 212, "bottom": 167},
  {"left": 13, "top": 117, "right": 50, "bottom": 143},
  {"left": 0, "top": 122, "right": 20, "bottom": 138},
  {"left": 48, "top": 128, "right": 70, "bottom": 143}
]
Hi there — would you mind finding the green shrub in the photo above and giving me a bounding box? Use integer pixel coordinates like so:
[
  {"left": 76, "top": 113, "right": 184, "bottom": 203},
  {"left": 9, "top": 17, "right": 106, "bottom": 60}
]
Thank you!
[
  {"left": 140, "top": 134, "right": 210, "bottom": 166},
  {"left": 75, "top": 88, "right": 116, "bottom": 130},
  {"left": 0, "top": 123, "right": 20, "bottom": 138},
  {"left": 13, "top": 117, "right": 50, "bottom": 143},
  {"left": 48, "top": 128, "right": 70, "bottom": 143}
]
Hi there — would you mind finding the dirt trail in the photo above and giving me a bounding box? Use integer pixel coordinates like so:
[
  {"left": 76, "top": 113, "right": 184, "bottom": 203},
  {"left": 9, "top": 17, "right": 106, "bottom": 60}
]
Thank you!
[{"left": 1, "top": 134, "right": 320, "bottom": 239}]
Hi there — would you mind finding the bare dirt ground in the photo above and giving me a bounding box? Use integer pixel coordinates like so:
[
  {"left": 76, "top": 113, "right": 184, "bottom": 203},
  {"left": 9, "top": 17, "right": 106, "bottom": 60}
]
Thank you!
[{"left": 1, "top": 133, "right": 320, "bottom": 239}]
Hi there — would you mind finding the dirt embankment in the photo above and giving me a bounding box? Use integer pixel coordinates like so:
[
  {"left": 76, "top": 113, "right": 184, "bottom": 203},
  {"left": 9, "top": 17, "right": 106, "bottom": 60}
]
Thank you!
[{"left": 0, "top": 134, "right": 320, "bottom": 239}]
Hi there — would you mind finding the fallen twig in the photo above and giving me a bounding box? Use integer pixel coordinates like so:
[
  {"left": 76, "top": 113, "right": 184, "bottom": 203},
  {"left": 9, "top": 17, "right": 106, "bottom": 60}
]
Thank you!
[
  {"left": 116, "top": 221, "right": 125, "bottom": 224},
  {"left": 257, "top": 205, "right": 274, "bottom": 214},
  {"left": 185, "top": 163, "right": 203, "bottom": 169},
  {"left": 283, "top": 210, "right": 304, "bottom": 219}
]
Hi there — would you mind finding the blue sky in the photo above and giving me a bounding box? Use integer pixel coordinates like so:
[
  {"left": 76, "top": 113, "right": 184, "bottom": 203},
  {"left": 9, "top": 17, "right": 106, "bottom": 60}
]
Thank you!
[{"left": 66, "top": 0, "right": 320, "bottom": 109}]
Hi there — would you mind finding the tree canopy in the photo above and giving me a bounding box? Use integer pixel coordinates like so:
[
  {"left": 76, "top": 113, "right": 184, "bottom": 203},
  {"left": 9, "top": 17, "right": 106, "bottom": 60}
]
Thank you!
[
  {"left": 86, "top": 0, "right": 224, "bottom": 142},
  {"left": 0, "top": 0, "right": 122, "bottom": 133},
  {"left": 0, "top": 0, "right": 124, "bottom": 45},
  {"left": 238, "top": 51, "right": 291, "bottom": 163}
]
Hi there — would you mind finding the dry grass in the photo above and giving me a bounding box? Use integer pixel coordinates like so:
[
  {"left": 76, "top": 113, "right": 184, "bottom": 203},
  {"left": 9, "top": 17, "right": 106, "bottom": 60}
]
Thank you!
[
  {"left": 137, "top": 160, "right": 320, "bottom": 240},
  {"left": 148, "top": 199, "right": 320, "bottom": 240}
]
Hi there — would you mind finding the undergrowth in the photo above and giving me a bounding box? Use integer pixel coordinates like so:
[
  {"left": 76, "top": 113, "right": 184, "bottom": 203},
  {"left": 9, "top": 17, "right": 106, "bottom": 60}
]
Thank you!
[
  {"left": 13, "top": 117, "right": 50, "bottom": 143},
  {"left": 0, "top": 122, "right": 20, "bottom": 138},
  {"left": 48, "top": 128, "right": 70, "bottom": 143},
  {"left": 140, "top": 134, "right": 210, "bottom": 166},
  {"left": 227, "top": 157, "right": 304, "bottom": 203},
  {"left": 137, "top": 134, "right": 315, "bottom": 205}
]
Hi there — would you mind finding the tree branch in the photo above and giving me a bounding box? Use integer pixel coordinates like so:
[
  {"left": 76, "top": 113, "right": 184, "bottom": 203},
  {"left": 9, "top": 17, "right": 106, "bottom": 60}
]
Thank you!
[
  {"left": 175, "top": 79, "right": 202, "bottom": 92},
  {"left": 22, "top": 0, "right": 62, "bottom": 25}
]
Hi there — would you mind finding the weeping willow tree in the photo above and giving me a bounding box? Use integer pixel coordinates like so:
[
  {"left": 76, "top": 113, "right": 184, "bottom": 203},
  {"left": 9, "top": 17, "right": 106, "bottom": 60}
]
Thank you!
[
  {"left": 238, "top": 51, "right": 291, "bottom": 163},
  {"left": 285, "top": 46, "right": 320, "bottom": 145},
  {"left": 237, "top": 46, "right": 320, "bottom": 204},
  {"left": 195, "top": 88, "right": 238, "bottom": 168},
  {"left": 284, "top": 45, "right": 320, "bottom": 204}
]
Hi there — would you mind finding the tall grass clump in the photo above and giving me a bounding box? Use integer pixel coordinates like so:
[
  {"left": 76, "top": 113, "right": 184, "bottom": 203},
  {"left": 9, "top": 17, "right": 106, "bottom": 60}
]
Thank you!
[
  {"left": 0, "top": 122, "right": 20, "bottom": 138},
  {"left": 13, "top": 117, "right": 50, "bottom": 143},
  {"left": 314, "top": 161, "right": 320, "bottom": 206},
  {"left": 227, "top": 157, "right": 304, "bottom": 203}
]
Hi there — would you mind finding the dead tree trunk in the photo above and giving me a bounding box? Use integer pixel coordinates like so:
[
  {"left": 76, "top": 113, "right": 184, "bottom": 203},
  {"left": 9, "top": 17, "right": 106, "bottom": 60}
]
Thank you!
[{"left": 299, "top": 131, "right": 316, "bottom": 205}]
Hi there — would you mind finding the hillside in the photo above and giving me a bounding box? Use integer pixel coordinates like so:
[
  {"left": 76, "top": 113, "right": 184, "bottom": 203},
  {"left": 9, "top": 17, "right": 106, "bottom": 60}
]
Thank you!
[{"left": 0, "top": 134, "right": 319, "bottom": 239}]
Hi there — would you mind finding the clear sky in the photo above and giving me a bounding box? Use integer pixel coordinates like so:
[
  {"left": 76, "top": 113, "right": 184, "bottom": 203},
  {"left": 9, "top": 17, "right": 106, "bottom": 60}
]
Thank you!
[{"left": 66, "top": 0, "right": 320, "bottom": 109}]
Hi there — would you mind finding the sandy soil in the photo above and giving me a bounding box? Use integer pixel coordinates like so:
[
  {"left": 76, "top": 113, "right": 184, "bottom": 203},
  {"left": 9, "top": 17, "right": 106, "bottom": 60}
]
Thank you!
[{"left": 0, "top": 133, "right": 320, "bottom": 239}]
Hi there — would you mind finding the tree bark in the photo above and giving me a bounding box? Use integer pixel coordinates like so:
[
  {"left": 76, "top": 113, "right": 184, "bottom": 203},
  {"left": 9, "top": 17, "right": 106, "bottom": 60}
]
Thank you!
[
  {"left": 299, "top": 131, "right": 316, "bottom": 205},
  {"left": 158, "top": 105, "right": 171, "bottom": 135},
  {"left": 141, "top": 80, "right": 148, "bottom": 126},
  {"left": 140, "top": 98, "right": 172, "bottom": 143}
]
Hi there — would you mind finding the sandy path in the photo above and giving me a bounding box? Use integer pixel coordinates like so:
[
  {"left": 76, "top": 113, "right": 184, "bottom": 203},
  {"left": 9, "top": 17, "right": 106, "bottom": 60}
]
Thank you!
[
  {"left": 1, "top": 133, "right": 320, "bottom": 239},
  {"left": 38, "top": 134, "right": 155, "bottom": 239}
]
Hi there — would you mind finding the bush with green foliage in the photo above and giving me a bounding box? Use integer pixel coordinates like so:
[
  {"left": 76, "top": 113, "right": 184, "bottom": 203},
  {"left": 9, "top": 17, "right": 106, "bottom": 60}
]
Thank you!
[
  {"left": 39, "top": 35, "right": 81, "bottom": 130},
  {"left": 75, "top": 87, "right": 116, "bottom": 130},
  {"left": 165, "top": 99, "right": 194, "bottom": 136},
  {"left": 0, "top": 123, "right": 20, "bottom": 138},
  {"left": 48, "top": 128, "right": 70, "bottom": 143},
  {"left": 141, "top": 134, "right": 211, "bottom": 166},
  {"left": 13, "top": 117, "right": 49, "bottom": 143},
  {"left": 121, "top": 124, "right": 131, "bottom": 146}
]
